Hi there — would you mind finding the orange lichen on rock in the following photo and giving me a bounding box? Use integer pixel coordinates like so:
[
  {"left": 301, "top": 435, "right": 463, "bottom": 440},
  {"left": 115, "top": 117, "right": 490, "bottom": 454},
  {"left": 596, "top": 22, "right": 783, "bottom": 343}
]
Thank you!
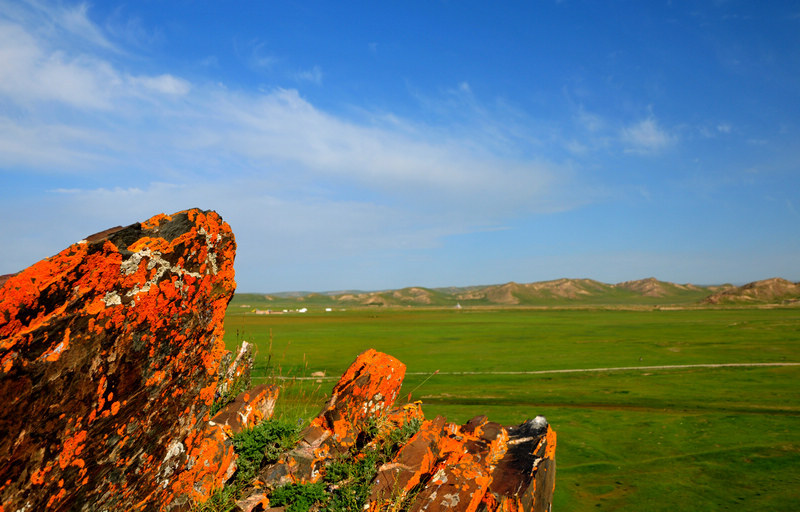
[
  {"left": 58, "top": 430, "right": 88, "bottom": 469},
  {"left": 165, "top": 422, "right": 237, "bottom": 510},
  {"left": 482, "top": 417, "right": 557, "bottom": 512},
  {"left": 394, "top": 415, "right": 509, "bottom": 512},
  {"left": 211, "top": 384, "right": 279, "bottom": 436},
  {"left": 314, "top": 348, "right": 406, "bottom": 449},
  {"left": 259, "top": 349, "right": 406, "bottom": 488},
  {"left": 367, "top": 415, "right": 448, "bottom": 510},
  {"left": 0, "top": 209, "right": 237, "bottom": 511}
]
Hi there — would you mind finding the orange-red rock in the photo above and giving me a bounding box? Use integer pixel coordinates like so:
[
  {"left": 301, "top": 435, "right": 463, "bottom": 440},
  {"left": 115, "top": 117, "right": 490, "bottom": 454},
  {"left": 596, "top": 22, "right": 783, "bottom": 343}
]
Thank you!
[
  {"left": 367, "top": 415, "right": 447, "bottom": 510},
  {"left": 259, "top": 349, "right": 406, "bottom": 487},
  {"left": 0, "top": 209, "right": 237, "bottom": 511},
  {"left": 241, "top": 350, "right": 555, "bottom": 512},
  {"left": 400, "top": 416, "right": 508, "bottom": 512},
  {"left": 167, "top": 420, "right": 238, "bottom": 511},
  {"left": 212, "top": 384, "right": 280, "bottom": 436}
]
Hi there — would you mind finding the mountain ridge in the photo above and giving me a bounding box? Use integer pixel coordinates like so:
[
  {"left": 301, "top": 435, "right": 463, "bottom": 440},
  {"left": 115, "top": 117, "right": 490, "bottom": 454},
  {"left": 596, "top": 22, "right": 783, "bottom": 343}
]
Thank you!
[{"left": 238, "top": 277, "right": 800, "bottom": 308}]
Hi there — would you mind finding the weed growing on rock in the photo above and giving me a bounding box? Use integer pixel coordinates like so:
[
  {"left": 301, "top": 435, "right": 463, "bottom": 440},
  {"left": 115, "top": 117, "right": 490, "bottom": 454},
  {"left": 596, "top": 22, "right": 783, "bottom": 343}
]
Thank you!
[
  {"left": 192, "top": 418, "right": 302, "bottom": 512},
  {"left": 232, "top": 418, "right": 302, "bottom": 481},
  {"left": 268, "top": 482, "right": 327, "bottom": 512},
  {"left": 267, "top": 416, "right": 423, "bottom": 512}
]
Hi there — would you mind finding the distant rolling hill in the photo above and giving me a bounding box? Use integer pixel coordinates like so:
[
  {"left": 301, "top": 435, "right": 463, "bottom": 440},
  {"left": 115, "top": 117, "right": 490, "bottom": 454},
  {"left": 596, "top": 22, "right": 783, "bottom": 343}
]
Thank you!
[
  {"left": 228, "top": 277, "right": 800, "bottom": 311},
  {"left": 702, "top": 277, "right": 800, "bottom": 305}
]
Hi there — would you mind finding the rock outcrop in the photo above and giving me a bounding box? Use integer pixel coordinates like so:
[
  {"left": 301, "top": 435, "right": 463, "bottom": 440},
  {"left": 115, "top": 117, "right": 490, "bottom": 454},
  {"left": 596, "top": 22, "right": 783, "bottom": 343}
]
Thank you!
[
  {"left": 0, "top": 209, "right": 257, "bottom": 511},
  {"left": 0, "top": 209, "right": 556, "bottom": 512},
  {"left": 238, "top": 350, "right": 557, "bottom": 512},
  {"left": 259, "top": 349, "right": 406, "bottom": 487}
]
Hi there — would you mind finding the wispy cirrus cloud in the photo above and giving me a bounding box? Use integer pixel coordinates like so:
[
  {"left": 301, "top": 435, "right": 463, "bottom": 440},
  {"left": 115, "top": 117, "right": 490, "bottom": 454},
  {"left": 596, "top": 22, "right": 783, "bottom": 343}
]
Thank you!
[
  {"left": 0, "top": 20, "right": 118, "bottom": 109},
  {"left": 0, "top": 0, "right": 572, "bottom": 213},
  {"left": 3, "top": 0, "right": 119, "bottom": 52},
  {"left": 620, "top": 117, "right": 676, "bottom": 154},
  {"left": 291, "top": 65, "right": 323, "bottom": 85},
  {"left": 129, "top": 74, "right": 191, "bottom": 96},
  {"left": 244, "top": 40, "right": 278, "bottom": 70}
]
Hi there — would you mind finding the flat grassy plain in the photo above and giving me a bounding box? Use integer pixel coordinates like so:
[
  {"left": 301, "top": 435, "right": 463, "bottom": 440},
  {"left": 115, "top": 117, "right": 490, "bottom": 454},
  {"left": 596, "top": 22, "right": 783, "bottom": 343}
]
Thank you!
[{"left": 222, "top": 303, "right": 800, "bottom": 511}]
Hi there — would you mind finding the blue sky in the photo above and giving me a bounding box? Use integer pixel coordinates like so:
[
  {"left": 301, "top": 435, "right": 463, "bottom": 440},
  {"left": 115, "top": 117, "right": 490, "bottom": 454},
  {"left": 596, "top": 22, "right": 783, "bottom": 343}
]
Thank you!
[{"left": 1, "top": 0, "right": 798, "bottom": 292}]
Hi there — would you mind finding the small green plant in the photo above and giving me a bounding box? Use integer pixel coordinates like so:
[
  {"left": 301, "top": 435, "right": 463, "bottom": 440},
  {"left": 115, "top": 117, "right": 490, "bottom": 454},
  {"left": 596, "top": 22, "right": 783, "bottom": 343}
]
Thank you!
[
  {"left": 268, "top": 482, "right": 327, "bottom": 512},
  {"left": 261, "top": 416, "right": 423, "bottom": 512},
  {"left": 232, "top": 418, "right": 302, "bottom": 481},
  {"left": 321, "top": 450, "right": 381, "bottom": 511},
  {"left": 192, "top": 484, "right": 240, "bottom": 512},
  {"left": 191, "top": 417, "right": 302, "bottom": 512},
  {"left": 388, "top": 417, "right": 423, "bottom": 447}
]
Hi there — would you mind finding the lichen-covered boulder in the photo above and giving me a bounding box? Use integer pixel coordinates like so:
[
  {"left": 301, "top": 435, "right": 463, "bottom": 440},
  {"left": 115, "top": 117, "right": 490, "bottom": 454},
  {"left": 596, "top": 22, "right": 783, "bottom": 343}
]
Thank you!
[
  {"left": 259, "top": 349, "right": 406, "bottom": 487},
  {"left": 0, "top": 209, "right": 237, "bottom": 511},
  {"left": 213, "top": 384, "right": 280, "bottom": 436},
  {"left": 367, "top": 415, "right": 448, "bottom": 509},
  {"left": 246, "top": 349, "right": 556, "bottom": 512}
]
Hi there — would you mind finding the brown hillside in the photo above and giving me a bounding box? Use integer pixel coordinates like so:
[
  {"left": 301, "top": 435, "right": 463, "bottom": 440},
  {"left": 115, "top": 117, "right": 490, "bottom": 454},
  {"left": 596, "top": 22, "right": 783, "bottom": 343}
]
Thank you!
[
  {"left": 485, "top": 282, "right": 522, "bottom": 304},
  {"left": 616, "top": 277, "right": 673, "bottom": 297},
  {"left": 528, "top": 278, "right": 609, "bottom": 298},
  {"left": 703, "top": 277, "right": 800, "bottom": 304},
  {"left": 392, "top": 287, "right": 433, "bottom": 304}
]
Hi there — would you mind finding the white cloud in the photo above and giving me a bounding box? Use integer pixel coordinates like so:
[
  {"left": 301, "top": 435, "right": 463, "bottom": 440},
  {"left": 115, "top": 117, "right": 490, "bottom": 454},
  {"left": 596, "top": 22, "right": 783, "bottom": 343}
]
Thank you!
[
  {"left": 0, "top": 0, "right": 588, "bottom": 288},
  {"left": 54, "top": 1, "right": 116, "bottom": 50},
  {"left": 246, "top": 40, "right": 277, "bottom": 69},
  {"left": 292, "top": 65, "right": 323, "bottom": 85},
  {"left": 621, "top": 117, "right": 676, "bottom": 154},
  {"left": 0, "top": 116, "right": 116, "bottom": 170},
  {"left": 129, "top": 74, "right": 191, "bottom": 96},
  {"left": 575, "top": 108, "right": 605, "bottom": 133},
  {"left": 1, "top": 0, "right": 118, "bottom": 52},
  {"left": 0, "top": 20, "right": 120, "bottom": 109}
]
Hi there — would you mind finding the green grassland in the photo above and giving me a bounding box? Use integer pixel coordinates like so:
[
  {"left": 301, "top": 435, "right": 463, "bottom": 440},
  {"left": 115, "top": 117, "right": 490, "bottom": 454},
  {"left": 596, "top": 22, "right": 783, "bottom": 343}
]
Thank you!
[{"left": 222, "top": 305, "right": 800, "bottom": 511}]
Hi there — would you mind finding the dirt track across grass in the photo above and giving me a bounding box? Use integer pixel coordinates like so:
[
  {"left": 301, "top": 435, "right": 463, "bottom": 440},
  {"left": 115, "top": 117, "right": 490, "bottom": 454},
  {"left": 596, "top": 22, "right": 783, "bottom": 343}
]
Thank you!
[
  {"left": 407, "top": 362, "right": 800, "bottom": 375},
  {"left": 266, "top": 362, "right": 800, "bottom": 380}
]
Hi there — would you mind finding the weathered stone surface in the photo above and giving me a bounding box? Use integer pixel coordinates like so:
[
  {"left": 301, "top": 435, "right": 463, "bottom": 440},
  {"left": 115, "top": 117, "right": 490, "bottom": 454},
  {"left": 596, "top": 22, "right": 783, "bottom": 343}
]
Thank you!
[
  {"left": 167, "top": 420, "right": 238, "bottom": 511},
  {"left": 0, "top": 209, "right": 237, "bottom": 511},
  {"left": 216, "top": 340, "right": 255, "bottom": 403},
  {"left": 403, "top": 416, "right": 509, "bottom": 512},
  {"left": 481, "top": 416, "right": 557, "bottom": 512},
  {"left": 259, "top": 349, "right": 406, "bottom": 487},
  {"left": 212, "top": 383, "right": 280, "bottom": 436},
  {"left": 367, "top": 415, "right": 447, "bottom": 510},
  {"left": 234, "top": 492, "right": 270, "bottom": 512}
]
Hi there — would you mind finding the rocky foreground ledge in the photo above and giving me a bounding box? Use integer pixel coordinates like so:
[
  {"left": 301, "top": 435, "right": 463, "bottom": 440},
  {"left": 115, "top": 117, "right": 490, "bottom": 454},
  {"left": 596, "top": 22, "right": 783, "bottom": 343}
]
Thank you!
[
  {"left": 0, "top": 209, "right": 555, "bottom": 511},
  {"left": 236, "top": 348, "right": 557, "bottom": 512}
]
